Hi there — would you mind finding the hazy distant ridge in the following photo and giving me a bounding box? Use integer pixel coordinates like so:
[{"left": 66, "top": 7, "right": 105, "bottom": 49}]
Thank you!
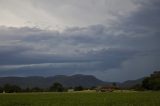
[
  {"left": 0, "top": 74, "right": 143, "bottom": 88},
  {"left": 0, "top": 74, "right": 107, "bottom": 88}
]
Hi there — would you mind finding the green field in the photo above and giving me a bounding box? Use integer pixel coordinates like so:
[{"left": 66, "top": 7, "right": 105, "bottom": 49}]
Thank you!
[{"left": 0, "top": 92, "right": 160, "bottom": 106}]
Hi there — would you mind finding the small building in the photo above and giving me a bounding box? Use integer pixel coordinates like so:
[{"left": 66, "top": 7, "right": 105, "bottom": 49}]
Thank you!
[{"left": 96, "top": 86, "right": 118, "bottom": 92}]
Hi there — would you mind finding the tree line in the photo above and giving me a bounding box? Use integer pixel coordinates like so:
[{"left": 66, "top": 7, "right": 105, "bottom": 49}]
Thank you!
[
  {"left": 131, "top": 71, "right": 160, "bottom": 91},
  {"left": 142, "top": 71, "right": 160, "bottom": 90},
  {"left": 0, "top": 82, "right": 86, "bottom": 93}
]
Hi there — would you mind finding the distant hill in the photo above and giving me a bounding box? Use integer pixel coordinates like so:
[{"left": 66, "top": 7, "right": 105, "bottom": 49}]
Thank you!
[
  {"left": 0, "top": 74, "right": 109, "bottom": 88},
  {"left": 0, "top": 74, "right": 145, "bottom": 89},
  {"left": 118, "top": 78, "right": 145, "bottom": 88}
]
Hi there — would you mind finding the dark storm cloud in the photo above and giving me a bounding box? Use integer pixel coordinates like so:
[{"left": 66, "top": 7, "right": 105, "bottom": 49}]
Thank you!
[
  {"left": 0, "top": 0, "right": 160, "bottom": 81},
  {"left": 0, "top": 25, "right": 141, "bottom": 66},
  {"left": 0, "top": 48, "right": 136, "bottom": 77}
]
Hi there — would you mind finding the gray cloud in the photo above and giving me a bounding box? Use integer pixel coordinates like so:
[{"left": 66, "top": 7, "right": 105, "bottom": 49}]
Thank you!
[{"left": 0, "top": 0, "right": 160, "bottom": 81}]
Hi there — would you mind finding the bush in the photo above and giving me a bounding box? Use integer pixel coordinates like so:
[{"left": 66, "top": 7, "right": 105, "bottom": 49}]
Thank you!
[{"left": 31, "top": 87, "right": 43, "bottom": 92}]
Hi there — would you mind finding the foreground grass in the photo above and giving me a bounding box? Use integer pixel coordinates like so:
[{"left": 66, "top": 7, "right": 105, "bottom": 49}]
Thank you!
[{"left": 0, "top": 92, "right": 160, "bottom": 106}]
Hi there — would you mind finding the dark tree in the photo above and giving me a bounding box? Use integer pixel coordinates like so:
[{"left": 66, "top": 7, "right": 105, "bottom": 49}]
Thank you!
[
  {"left": 3, "top": 84, "right": 21, "bottom": 93},
  {"left": 131, "top": 84, "right": 145, "bottom": 91},
  {"left": 74, "top": 86, "right": 83, "bottom": 91},
  {"left": 49, "top": 82, "right": 64, "bottom": 92},
  {"left": 142, "top": 77, "right": 150, "bottom": 89},
  {"left": 24, "top": 87, "right": 31, "bottom": 92},
  {"left": 112, "top": 82, "right": 117, "bottom": 87},
  {"left": 3, "top": 84, "right": 14, "bottom": 93},
  {"left": 0, "top": 87, "right": 3, "bottom": 93},
  {"left": 142, "top": 71, "right": 160, "bottom": 90},
  {"left": 12, "top": 85, "right": 22, "bottom": 92}
]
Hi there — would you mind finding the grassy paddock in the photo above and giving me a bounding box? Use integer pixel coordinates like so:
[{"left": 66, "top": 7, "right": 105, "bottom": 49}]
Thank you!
[{"left": 0, "top": 92, "right": 160, "bottom": 106}]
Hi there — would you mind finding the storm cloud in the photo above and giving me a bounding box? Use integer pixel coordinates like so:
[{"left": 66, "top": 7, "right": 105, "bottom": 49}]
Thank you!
[{"left": 0, "top": 0, "right": 160, "bottom": 82}]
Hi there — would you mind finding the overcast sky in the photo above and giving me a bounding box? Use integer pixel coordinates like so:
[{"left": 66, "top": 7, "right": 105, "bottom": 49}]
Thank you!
[{"left": 0, "top": 0, "right": 160, "bottom": 82}]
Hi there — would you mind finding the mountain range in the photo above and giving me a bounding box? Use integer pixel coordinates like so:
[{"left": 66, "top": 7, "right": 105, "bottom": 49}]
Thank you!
[{"left": 0, "top": 74, "right": 144, "bottom": 88}]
